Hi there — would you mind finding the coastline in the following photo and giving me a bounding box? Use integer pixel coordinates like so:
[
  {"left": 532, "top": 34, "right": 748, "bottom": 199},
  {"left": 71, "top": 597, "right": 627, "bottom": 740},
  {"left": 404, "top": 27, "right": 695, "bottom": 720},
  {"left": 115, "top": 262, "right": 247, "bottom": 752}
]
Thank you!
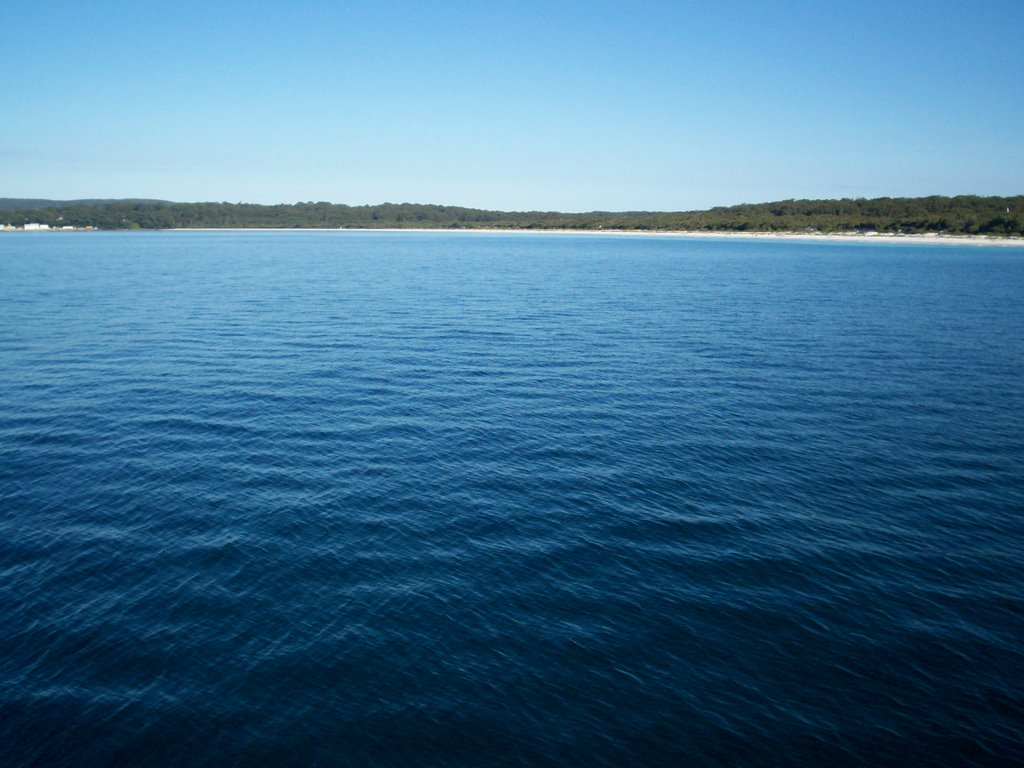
[{"left": 167, "top": 227, "right": 1024, "bottom": 246}]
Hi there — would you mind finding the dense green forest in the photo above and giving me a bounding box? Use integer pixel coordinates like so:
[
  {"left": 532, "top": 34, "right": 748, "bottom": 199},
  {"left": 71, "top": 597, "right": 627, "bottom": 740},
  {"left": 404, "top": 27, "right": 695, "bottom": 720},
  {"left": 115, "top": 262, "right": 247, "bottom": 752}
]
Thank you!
[
  {"left": 1, "top": 196, "right": 1021, "bottom": 235},
  {"left": 0, "top": 198, "right": 170, "bottom": 211}
]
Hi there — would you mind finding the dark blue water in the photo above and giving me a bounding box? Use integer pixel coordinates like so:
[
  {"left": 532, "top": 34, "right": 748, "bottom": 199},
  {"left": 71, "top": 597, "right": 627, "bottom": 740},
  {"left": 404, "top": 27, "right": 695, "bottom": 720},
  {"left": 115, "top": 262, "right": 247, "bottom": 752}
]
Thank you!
[{"left": 1, "top": 231, "right": 1022, "bottom": 766}]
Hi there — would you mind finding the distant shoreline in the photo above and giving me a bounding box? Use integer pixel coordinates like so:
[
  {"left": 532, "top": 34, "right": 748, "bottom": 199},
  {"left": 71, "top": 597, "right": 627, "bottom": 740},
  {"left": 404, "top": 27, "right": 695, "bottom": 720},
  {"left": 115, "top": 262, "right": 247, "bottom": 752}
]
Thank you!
[
  {"left": 5, "top": 196, "right": 1020, "bottom": 238},
  {"left": 7, "top": 226, "right": 1022, "bottom": 246},
  {"left": 164, "top": 228, "right": 1024, "bottom": 246}
]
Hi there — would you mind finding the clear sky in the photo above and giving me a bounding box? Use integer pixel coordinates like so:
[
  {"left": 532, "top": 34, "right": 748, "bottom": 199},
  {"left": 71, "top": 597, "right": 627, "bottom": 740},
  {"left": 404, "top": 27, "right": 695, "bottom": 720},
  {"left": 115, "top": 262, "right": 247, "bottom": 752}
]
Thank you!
[{"left": 2, "top": 0, "right": 1022, "bottom": 211}]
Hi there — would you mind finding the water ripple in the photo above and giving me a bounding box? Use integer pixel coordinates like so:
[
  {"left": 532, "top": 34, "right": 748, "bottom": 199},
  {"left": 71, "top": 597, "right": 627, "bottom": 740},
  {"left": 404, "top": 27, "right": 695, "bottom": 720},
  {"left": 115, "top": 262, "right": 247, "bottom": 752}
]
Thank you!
[{"left": 1, "top": 232, "right": 1023, "bottom": 766}]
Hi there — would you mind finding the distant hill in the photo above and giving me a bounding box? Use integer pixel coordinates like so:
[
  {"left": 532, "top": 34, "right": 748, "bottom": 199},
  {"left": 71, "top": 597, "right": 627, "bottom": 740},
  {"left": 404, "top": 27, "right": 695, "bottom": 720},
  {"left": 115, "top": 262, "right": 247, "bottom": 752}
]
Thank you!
[
  {"left": 0, "top": 198, "right": 172, "bottom": 211},
  {"left": 0, "top": 196, "right": 1021, "bottom": 235}
]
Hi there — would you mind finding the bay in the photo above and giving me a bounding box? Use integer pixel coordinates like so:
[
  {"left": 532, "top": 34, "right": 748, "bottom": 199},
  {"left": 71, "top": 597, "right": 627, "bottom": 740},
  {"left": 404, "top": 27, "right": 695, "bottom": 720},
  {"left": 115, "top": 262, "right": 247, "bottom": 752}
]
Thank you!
[{"left": 1, "top": 231, "right": 1022, "bottom": 766}]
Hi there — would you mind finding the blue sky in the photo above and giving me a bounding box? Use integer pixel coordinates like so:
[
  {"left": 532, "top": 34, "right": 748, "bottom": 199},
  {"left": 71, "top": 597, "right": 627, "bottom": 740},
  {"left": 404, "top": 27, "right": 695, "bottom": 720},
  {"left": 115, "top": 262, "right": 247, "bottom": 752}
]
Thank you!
[{"left": 2, "top": 0, "right": 1022, "bottom": 211}]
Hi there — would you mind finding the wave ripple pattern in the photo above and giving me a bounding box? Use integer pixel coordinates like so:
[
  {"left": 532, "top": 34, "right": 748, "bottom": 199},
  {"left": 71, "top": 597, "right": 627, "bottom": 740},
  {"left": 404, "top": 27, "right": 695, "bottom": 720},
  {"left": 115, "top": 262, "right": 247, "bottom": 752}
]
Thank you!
[{"left": 1, "top": 232, "right": 1023, "bottom": 766}]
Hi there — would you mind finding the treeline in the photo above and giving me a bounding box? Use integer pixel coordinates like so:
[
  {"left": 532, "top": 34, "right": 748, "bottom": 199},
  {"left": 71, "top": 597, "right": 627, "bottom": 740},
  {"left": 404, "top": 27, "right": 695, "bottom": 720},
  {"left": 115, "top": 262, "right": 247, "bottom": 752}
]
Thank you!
[
  {"left": 676, "top": 196, "right": 1024, "bottom": 236},
  {"left": 1, "top": 196, "right": 1021, "bottom": 235},
  {"left": 0, "top": 198, "right": 170, "bottom": 211}
]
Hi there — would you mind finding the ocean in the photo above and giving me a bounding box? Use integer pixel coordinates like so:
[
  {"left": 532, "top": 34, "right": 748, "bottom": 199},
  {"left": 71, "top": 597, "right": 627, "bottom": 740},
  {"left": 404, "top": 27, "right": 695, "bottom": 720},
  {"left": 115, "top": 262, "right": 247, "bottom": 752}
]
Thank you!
[{"left": 1, "top": 231, "right": 1022, "bottom": 766}]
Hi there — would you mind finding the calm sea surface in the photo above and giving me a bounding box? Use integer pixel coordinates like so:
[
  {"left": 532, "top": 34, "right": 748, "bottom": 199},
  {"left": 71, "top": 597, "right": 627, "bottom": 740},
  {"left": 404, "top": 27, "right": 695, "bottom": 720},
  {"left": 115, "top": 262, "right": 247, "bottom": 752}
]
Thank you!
[{"left": 1, "top": 232, "right": 1022, "bottom": 766}]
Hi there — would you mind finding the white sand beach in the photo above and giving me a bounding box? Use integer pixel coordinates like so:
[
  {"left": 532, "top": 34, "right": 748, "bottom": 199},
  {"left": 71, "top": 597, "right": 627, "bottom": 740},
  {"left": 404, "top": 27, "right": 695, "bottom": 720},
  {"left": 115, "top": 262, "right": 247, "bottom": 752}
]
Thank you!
[{"left": 321, "top": 228, "right": 1024, "bottom": 246}]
